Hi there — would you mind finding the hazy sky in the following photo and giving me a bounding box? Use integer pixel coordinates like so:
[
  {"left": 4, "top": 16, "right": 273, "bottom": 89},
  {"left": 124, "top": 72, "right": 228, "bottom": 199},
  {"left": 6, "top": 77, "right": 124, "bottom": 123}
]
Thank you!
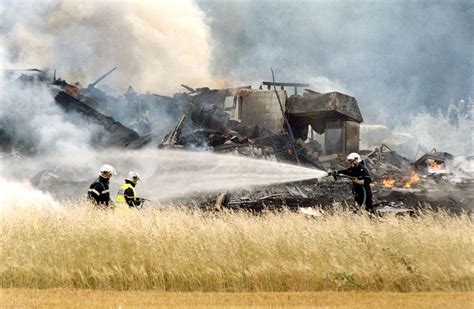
[{"left": 198, "top": 0, "right": 473, "bottom": 122}]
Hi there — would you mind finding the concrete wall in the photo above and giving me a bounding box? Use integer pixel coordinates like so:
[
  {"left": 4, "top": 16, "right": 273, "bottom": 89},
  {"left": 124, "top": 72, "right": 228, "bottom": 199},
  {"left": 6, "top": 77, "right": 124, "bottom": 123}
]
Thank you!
[
  {"left": 323, "top": 120, "right": 360, "bottom": 155},
  {"left": 239, "top": 90, "right": 286, "bottom": 133},
  {"left": 287, "top": 92, "right": 363, "bottom": 123},
  {"left": 324, "top": 121, "right": 344, "bottom": 155},
  {"left": 345, "top": 120, "right": 360, "bottom": 154}
]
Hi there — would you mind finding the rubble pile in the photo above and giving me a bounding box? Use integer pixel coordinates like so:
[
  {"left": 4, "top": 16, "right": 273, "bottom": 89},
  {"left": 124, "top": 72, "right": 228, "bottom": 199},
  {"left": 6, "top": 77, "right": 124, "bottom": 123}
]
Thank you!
[
  {"left": 200, "top": 166, "right": 472, "bottom": 215},
  {"left": 184, "top": 145, "right": 473, "bottom": 214},
  {"left": 3, "top": 68, "right": 473, "bottom": 214}
]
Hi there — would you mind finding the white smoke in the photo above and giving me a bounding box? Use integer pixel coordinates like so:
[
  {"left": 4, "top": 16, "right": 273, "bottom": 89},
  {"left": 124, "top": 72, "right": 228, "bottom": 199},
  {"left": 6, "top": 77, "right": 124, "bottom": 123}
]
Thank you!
[
  {"left": 307, "top": 75, "right": 347, "bottom": 94},
  {"left": 1, "top": 0, "right": 217, "bottom": 94},
  {"left": 393, "top": 112, "right": 473, "bottom": 158},
  {"left": 0, "top": 177, "right": 58, "bottom": 210},
  {"left": 1, "top": 149, "right": 328, "bottom": 202},
  {"left": 1, "top": 1, "right": 471, "bottom": 208},
  {"left": 198, "top": 1, "right": 473, "bottom": 120},
  {"left": 0, "top": 78, "right": 96, "bottom": 156}
]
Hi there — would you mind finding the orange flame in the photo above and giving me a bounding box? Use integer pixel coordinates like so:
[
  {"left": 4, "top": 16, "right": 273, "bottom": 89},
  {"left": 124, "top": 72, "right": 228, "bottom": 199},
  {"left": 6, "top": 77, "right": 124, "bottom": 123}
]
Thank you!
[
  {"left": 403, "top": 171, "right": 420, "bottom": 188},
  {"left": 382, "top": 177, "right": 396, "bottom": 188},
  {"left": 427, "top": 161, "right": 448, "bottom": 171},
  {"left": 65, "top": 85, "right": 81, "bottom": 97}
]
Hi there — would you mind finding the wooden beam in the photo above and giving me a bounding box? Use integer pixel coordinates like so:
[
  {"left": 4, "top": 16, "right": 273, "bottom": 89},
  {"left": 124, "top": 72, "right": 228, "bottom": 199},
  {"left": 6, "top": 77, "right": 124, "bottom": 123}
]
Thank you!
[{"left": 262, "top": 81, "right": 310, "bottom": 88}]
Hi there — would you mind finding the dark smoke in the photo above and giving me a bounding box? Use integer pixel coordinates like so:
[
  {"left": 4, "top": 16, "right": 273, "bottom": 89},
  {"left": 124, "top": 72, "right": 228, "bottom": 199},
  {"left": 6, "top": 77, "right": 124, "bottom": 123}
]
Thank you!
[{"left": 198, "top": 0, "right": 473, "bottom": 122}]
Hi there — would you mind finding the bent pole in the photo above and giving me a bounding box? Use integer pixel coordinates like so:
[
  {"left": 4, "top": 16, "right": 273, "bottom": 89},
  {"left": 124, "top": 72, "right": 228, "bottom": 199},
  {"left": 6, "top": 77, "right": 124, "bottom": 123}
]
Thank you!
[{"left": 271, "top": 68, "right": 300, "bottom": 165}]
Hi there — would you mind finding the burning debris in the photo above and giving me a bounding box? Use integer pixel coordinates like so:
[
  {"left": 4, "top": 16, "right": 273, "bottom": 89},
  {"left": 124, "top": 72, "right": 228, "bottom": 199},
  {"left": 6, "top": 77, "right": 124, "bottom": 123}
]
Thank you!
[
  {"left": 2, "top": 68, "right": 473, "bottom": 215},
  {"left": 151, "top": 83, "right": 471, "bottom": 213},
  {"left": 2, "top": 68, "right": 152, "bottom": 153},
  {"left": 413, "top": 151, "right": 452, "bottom": 174}
]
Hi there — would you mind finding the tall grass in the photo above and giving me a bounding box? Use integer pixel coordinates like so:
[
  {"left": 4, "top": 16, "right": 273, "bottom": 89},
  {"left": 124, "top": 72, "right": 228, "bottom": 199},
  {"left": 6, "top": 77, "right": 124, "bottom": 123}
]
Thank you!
[{"left": 1, "top": 205, "right": 473, "bottom": 292}]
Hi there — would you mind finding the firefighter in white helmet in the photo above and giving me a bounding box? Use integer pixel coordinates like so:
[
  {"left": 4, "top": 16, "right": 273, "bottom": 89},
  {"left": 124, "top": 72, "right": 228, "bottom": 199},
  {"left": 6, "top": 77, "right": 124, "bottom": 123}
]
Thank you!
[
  {"left": 88, "top": 164, "right": 116, "bottom": 208},
  {"left": 332, "top": 153, "right": 374, "bottom": 213},
  {"left": 115, "top": 171, "right": 143, "bottom": 210}
]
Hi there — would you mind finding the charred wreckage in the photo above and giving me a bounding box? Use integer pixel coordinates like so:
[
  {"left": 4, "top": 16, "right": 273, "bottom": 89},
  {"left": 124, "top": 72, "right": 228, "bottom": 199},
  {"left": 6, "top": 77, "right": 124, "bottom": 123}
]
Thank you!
[{"left": 2, "top": 68, "right": 473, "bottom": 215}]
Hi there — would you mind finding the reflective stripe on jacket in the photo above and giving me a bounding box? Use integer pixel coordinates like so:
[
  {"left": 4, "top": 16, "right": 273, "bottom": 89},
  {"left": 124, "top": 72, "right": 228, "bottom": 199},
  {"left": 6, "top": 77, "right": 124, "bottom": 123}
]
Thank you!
[
  {"left": 116, "top": 182, "right": 136, "bottom": 206},
  {"left": 88, "top": 176, "right": 110, "bottom": 206}
]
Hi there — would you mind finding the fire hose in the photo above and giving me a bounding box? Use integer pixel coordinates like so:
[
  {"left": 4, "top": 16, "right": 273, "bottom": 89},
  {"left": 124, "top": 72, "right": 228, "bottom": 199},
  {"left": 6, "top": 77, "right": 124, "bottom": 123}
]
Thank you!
[
  {"left": 329, "top": 172, "right": 367, "bottom": 210},
  {"left": 134, "top": 197, "right": 158, "bottom": 209}
]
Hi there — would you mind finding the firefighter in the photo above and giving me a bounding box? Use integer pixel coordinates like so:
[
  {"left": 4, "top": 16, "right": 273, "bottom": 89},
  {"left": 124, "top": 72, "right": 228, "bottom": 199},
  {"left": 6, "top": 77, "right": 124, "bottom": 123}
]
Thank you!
[
  {"left": 115, "top": 171, "right": 143, "bottom": 212},
  {"left": 88, "top": 164, "right": 116, "bottom": 208},
  {"left": 332, "top": 153, "right": 374, "bottom": 213}
]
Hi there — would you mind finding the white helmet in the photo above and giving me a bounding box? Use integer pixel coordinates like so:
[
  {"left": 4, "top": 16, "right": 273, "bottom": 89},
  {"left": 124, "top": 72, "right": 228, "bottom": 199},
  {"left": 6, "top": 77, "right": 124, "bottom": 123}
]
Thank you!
[
  {"left": 346, "top": 152, "right": 361, "bottom": 163},
  {"left": 126, "top": 171, "right": 141, "bottom": 184},
  {"left": 100, "top": 164, "right": 117, "bottom": 177}
]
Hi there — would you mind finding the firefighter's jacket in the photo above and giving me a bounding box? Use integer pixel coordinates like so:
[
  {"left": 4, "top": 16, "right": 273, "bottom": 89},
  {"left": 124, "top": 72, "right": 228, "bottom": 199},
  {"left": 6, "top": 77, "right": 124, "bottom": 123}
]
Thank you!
[
  {"left": 338, "top": 161, "right": 373, "bottom": 197},
  {"left": 116, "top": 180, "right": 138, "bottom": 208},
  {"left": 338, "top": 161, "right": 372, "bottom": 209},
  {"left": 88, "top": 176, "right": 111, "bottom": 206}
]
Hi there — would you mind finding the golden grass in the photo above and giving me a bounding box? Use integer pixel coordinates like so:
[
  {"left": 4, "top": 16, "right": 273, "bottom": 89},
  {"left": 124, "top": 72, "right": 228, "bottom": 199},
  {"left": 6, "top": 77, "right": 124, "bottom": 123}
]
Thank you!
[
  {"left": 2, "top": 289, "right": 473, "bottom": 308},
  {"left": 1, "top": 205, "right": 473, "bottom": 292}
]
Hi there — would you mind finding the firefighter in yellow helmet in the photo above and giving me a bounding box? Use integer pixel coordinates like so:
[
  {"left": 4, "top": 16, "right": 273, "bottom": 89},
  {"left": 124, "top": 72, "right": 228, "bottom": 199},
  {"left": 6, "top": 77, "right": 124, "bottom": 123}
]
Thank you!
[{"left": 115, "top": 172, "right": 143, "bottom": 212}]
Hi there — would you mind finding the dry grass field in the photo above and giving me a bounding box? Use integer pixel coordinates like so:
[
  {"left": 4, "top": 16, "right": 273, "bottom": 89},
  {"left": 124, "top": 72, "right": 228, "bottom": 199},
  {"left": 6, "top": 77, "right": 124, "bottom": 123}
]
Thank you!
[
  {"left": 2, "top": 289, "right": 473, "bottom": 308},
  {"left": 1, "top": 205, "right": 472, "bottom": 293}
]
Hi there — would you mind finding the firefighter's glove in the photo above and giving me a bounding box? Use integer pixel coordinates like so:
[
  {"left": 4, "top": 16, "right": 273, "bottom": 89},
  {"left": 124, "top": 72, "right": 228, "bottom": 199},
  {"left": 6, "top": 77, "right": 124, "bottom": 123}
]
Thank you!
[{"left": 352, "top": 178, "right": 365, "bottom": 185}]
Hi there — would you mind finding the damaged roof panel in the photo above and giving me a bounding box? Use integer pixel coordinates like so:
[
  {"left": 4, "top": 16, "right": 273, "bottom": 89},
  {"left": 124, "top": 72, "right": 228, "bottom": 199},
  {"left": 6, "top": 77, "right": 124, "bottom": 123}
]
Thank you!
[
  {"left": 55, "top": 91, "right": 150, "bottom": 148},
  {"left": 286, "top": 91, "right": 363, "bottom": 123}
]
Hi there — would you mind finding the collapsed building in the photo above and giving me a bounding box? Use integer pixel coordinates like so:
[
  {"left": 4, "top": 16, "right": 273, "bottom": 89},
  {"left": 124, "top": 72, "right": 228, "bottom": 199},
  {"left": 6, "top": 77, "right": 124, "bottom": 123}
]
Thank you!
[
  {"left": 2, "top": 68, "right": 473, "bottom": 214},
  {"left": 142, "top": 83, "right": 473, "bottom": 214},
  {"left": 2, "top": 68, "right": 364, "bottom": 163},
  {"left": 158, "top": 82, "right": 364, "bottom": 171},
  {"left": 1, "top": 68, "right": 151, "bottom": 153}
]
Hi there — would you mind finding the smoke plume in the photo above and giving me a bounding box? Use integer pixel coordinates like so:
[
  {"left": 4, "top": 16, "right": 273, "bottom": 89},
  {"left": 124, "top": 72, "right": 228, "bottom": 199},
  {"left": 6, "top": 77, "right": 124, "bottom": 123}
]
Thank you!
[
  {"left": 197, "top": 0, "right": 473, "bottom": 121},
  {"left": 0, "top": 177, "right": 58, "bottom": 209},
  {"left": 1, "top": 0, "right": 216, "bottom": 94},
  {"left": 1, "top": 1, "right": 472, "bottom": 206}
]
